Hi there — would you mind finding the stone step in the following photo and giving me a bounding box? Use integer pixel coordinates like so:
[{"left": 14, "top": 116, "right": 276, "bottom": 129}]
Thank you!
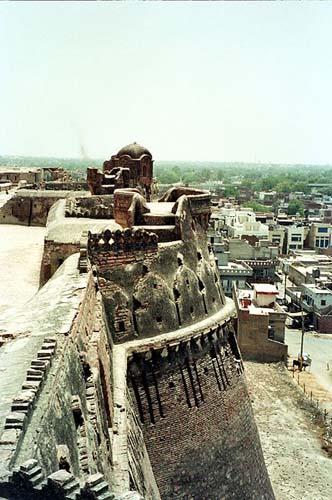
[
  {"left": 41, "top": 344, "right": 55, "bottom": 351},
  {"left": 90, "top": 481, "right": 110, "bottom": 495},
  {"left": 5, "top": 412, "right": 26, "bottom": 427},
  {"left": 47, "top": 471, "right": 81, "bottom": 498},
  {"left": 19, "top": 459, "right": 38, "bottom": 473},
  {"left": 24, "top": 464, "right": 42, "bottom": 478},
  {"left": 96, "top": 492, "right": 115, "bottom": 500},
  {"left": 5, "top": 421, "right": 24, "bottom": 430},
  {"left": 26, "top": 471, "right": 44, "bottom": 486},
  {"left": 44, "top": 337, "right": 57, "bottom": 344},
  {"left": 37, "top": 349, "right": 54, "bottom": 358},
  {"left": 11, "top": 401, "right": 30, "bottom": 412},
  {"left": 30, "top": 360, "right": 49, "bottom": 372},
  {"left": 63, "top": 478, "right": 81, "bottom": 497},
  {"left": 22, "top": 381, "right": 40, "bottom": 392},
  {"left": 86, "top": 473, "right": 105, "bottom": 487}
]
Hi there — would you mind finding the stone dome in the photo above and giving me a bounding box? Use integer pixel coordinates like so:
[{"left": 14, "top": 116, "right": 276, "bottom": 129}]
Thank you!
[{"left": 117, "top": 142, "right": 152, "bottom": 159}]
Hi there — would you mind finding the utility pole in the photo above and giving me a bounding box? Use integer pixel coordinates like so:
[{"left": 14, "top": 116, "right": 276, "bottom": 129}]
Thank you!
[{"left": 299, "top": 306, "right": 305, "bottom": 372}]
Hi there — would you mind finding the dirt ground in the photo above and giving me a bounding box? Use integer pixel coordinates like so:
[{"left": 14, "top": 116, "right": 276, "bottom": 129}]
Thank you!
[
  {"left": 245, "top": 362, "right": 332, "bottom": 500},
  {"left": 0, "top": 224, "right": 45, "bottom": 323}
]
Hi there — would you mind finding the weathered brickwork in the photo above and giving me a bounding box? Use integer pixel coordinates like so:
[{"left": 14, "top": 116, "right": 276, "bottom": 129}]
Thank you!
[
  {"left": 0, "top": 191, "right": 88, "bottom": 226},
  {"left": 40, "top": 240, "right": 80, "bottom": 285},
  {"left": 88, "top": 228, "right": 158, "bottom": 274},
  {"left": 65, "top": 195, "right": 114, "bottom": 219},
  {"left": 0, "top": 145, "right": 277, "bottom": 499},
  {"left": 45, "top": 181, "right": 88, "bottom": 191},
  {"left": 128, "top": 324, "right": 274, "bottom": 499}
]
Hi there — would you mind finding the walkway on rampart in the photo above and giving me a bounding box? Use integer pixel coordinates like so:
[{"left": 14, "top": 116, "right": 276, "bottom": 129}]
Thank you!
[
  {"left": 0, "top": 224, "right": 45, "bottom": 321},
  {"left": 0, "top": 254, "right": 86, "bottom": 445}
]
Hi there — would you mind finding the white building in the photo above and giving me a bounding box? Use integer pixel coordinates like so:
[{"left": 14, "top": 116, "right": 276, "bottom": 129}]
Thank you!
[
  {"left": 224, "top": 209, "right": 269, "bottom": 239},
  {"left": 301, "top": 284, "right": 332, "bottom": 311},
  {"left": 307, "top": 223, "right": 332, "bottom": 250},
  {"left": 284, "top": 225, "right": 306, "bottom": 254}
]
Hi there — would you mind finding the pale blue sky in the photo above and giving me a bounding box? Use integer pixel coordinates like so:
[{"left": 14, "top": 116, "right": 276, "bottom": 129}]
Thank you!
[{"left": 1, "top": 1, "right": 332, "bottom": 163}]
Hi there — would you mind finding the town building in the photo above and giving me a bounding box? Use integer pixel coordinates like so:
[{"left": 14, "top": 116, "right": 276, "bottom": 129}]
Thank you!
[
  {"left": 283, "top": 225, "right": 307, "bottom": 254},
  {"left": 234, "top": 284, "right": 288, "bottom": 362},
  {"left": 0, "top": 168, "right": 42, "bottom": 186},
  {"left": 306, "top": 222, "right": 332, "bottom": 250}
]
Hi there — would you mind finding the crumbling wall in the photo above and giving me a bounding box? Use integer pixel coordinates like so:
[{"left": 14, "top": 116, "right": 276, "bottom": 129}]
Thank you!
[
  {"left": 0, "top": 269, "right": 114, "bottom": 485},
  {"left": 89, "top": 229, "right": 225, "bottom": 343},
  {"left": 45, "top": 181, "right": 88, "bottom": 191},
  {"left": 0, "top": 192, "right": 82, "bottom": 226},
  {"left": 65, "top": 195, "right": 114, "bottom": 219},
  {"left": 40, "top": 240, "right": 80, "bottom": 286}
]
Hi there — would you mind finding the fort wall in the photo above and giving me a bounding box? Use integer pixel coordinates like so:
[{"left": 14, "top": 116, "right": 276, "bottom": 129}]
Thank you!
[
  {"left": 0, "top": 190, "right": 89, "bottom": 226},
  {"left": 127, "top": 321, "right": 274, "bottom": 499}
]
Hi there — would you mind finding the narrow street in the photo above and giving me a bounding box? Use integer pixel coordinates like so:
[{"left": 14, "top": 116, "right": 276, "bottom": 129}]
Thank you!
[{"left": 285, "top": 326, "right": 332, "bottom": 411}]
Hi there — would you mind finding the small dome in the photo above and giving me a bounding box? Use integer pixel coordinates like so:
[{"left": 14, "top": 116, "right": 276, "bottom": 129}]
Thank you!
[{"left": 117, "top": 142, "right": 152, "bottom": 159}]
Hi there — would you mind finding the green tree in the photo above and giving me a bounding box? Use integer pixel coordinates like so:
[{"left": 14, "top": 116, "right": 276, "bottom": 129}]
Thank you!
[
  {"left": 243, "top": 201, "right": 268, "bottom": 213},
  {"left": 287, "top": 200, "right": 304, "bottom": 216}
]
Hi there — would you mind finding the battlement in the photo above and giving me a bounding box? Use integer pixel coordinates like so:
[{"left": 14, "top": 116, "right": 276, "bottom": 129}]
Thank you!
[
  {"left": 65, "top": 195, "right": 114, "bottom": 219},
  {"left": 0, "top": 458, "right": 141, "bottom": 500},
  {"left": 87, "top": 228, "right": 158, "bottom": 274}
]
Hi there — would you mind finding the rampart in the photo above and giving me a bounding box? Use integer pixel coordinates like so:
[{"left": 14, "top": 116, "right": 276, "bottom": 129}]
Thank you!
[
  {"left": 0, "top": 190, "right": 89, "bottom": 226},
  {"left": 0, "top": 148, "right": 276, "bottom": 499}
]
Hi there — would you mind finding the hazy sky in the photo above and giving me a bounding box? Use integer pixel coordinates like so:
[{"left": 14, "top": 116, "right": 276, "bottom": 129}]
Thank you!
[{"left": 1, "top": 2, "right": 332, "bottom": 163}]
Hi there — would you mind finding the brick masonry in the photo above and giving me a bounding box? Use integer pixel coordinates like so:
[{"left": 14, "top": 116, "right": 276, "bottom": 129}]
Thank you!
[{"left": 127, "top": 324, "right": 274, "bottom": 499}]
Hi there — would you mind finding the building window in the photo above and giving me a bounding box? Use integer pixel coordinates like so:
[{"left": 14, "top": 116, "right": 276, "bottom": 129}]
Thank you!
[
  {"left": 321, "top": 300, "right": 326, "bottom": 306},
  {"left": 289, "top": 244, "right": 296, "bottom": 249},
  {"left": 291, "top": 235, "right": 302, "bottom": 242},
  {"left": 318, "top": 227, "right": 328, "bottom": 233}
]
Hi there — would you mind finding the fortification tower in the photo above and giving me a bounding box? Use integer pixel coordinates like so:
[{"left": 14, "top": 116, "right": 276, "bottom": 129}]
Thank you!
[
  {"left": 87, "top": 142, "right": 154, "bottom": 201},
  {"left": 0, "top": 145, "right": 274, "bottom": 499}
]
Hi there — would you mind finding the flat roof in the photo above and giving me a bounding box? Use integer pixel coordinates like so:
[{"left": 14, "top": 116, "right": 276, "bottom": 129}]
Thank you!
[
  {"left": 253, "top": 283, "right": 278, "bottom": 294},
  {"left": 303, "top": 284, "right": 332, "bottom": 294}
]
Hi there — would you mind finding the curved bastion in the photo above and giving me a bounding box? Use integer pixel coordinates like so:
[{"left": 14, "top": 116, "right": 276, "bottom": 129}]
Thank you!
[{"left": 0, "top": 144, "right": 274, "bottom": 499}]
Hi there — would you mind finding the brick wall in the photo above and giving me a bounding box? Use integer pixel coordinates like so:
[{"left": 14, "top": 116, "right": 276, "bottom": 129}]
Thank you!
[
  {"left": 40, "top": 241, "right": 80, "bottom": 285},
  {"left": 127, "top": 324, "right": 274, "bottom": 499},
  {"left": 316, "top": 314, "right": 332, "bottom": 333},
  {"left": 236, "top": 309, "right": 287, "bottom": 363}
]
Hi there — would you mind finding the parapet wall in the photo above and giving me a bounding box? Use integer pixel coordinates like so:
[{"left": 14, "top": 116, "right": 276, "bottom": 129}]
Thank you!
[
  {"left": 45, "top": 181, "right": 88, "bottom": 191},
  {"left": 0, "top": 190, "right": 88, "bottom": 226},
  {"left": 65, "top": 195, "right": 114, "bottom": 219}
]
